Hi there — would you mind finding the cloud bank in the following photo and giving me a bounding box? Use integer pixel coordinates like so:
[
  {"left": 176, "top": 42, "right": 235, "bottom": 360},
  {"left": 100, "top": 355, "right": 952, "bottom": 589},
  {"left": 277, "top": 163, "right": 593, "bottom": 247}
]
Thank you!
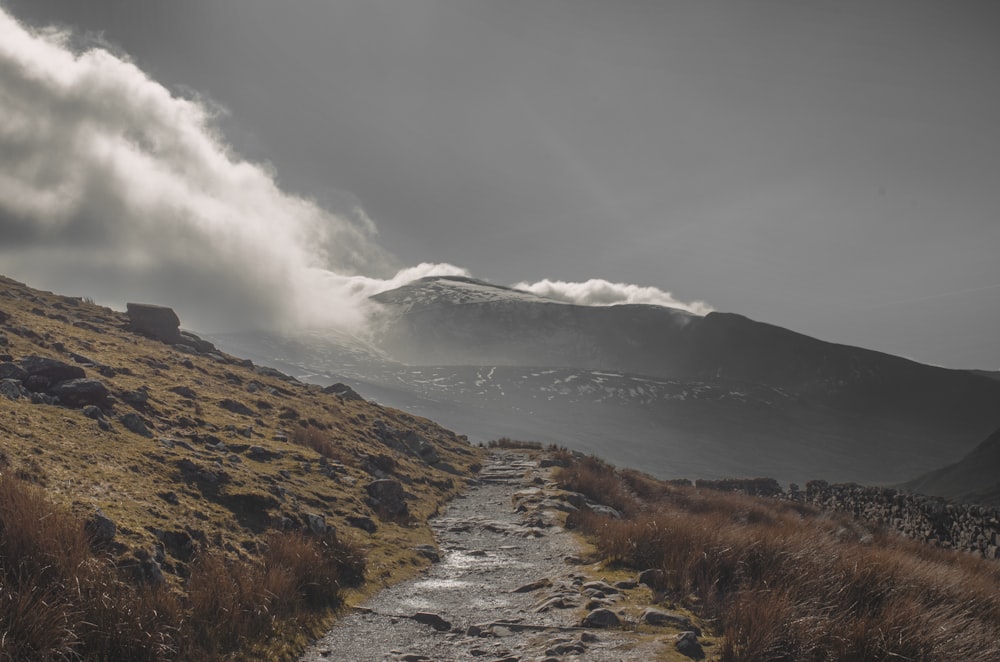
[
  {"left": 0, "top": 8, "right": 469, "bottom": 332},
  {"left": 513, "top": 278, "right": 713, "bottom": 315},
  {"left": 0, "top": 7, "right": 710, "bottom": 335}
]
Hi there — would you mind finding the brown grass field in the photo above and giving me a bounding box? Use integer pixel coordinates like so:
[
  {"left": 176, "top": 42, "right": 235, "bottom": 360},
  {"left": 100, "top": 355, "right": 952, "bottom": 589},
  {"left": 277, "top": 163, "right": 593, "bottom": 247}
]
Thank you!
[{"left": 555, "top": 454, "right": 1000, "bottom": 661}]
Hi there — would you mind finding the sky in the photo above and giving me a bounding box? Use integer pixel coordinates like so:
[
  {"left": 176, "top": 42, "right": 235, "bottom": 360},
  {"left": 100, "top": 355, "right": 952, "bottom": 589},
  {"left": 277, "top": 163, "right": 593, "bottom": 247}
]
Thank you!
[{"left": 1, "top": 1, "right": 998, "bottom": 369}]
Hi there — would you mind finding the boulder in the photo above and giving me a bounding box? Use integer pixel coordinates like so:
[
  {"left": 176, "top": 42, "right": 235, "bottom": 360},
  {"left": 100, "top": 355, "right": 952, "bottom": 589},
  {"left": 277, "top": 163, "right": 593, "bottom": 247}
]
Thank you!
[
  {"left": 120, "top": 412, "right": 153, "bottom": 437},
  {"left": 640, "top": 608, "right": 700, "bottom": 635},
  {"left": 0, "top": 362, "right": 27, "bottom": 381},
  {"left": 410, "top": 612, "right": 451, "bottom": 631},
  {"left": 365, "top": 479, "right": 409, "bottom": 518},
  {"left": 85, "top": 508, "right": 117, "bottom": 545},
  {"left": 413, "top": 544, "right": 440, "bottom": 563},
  {"left": 49, "top": 378, "right": 110, "bottom": 408},
  {"left": 0, "top": 379, "right": 23, "bottom": 401},
  {"left": 126, "top": 303, "right": 182, "bottom": 344},
  {"left": 304, "top": 512, "right": 327, "bottom": 536},
  {"left": 18, "top": 355, "right": 85, "bottom": 389},
  {"left": 218, "top": 399, "right": 254, "bottom": 416},
  {"left": 322, "top": 382, "right": 365, "bottom": 401},
  {"left": 675, "top": 631, "right": 705, "bottom": 659},
  {"left": 581, "top": 608, "right": 621, "bottom": 628},
  {"left": 346, "top": 515, "right": 377, "bottom": 533}
]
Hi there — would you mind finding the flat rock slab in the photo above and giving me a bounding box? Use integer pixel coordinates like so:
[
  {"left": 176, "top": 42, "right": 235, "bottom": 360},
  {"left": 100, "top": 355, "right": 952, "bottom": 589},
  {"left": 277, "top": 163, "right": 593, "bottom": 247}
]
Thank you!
[{"left": 298, "top": 452, "right": 662, "bottom": 662}]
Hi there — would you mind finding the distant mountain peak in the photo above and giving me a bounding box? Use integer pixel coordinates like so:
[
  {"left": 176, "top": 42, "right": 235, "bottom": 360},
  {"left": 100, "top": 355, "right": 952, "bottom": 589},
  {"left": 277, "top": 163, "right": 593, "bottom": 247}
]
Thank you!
[{"left": 371, "top": 275, "right": 560, "bottom": 313}]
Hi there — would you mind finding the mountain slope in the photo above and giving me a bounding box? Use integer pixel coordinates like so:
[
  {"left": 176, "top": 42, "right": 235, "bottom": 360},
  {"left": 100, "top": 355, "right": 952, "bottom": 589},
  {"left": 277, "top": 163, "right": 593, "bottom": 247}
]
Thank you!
[
  {"left": 905, "top": 427, "right": 1000, "bottom": 505},
  {"left": 216, "top": 275, "right": 1000, "bottom": 485}
]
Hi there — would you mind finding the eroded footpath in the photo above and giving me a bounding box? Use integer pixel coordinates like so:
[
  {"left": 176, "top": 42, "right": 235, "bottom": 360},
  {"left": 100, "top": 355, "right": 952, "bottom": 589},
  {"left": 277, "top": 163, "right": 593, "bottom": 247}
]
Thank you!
[{"left": 299, "top": 451, "right": 668, "bottom": 661}]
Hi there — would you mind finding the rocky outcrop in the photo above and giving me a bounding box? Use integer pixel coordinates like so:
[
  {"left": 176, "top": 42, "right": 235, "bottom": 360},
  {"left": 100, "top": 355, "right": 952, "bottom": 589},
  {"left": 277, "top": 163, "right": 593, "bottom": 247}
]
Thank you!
[
  {"left": 322, "top": 382, "right": 364, "bottom": 401},
  {"left": 126, "top": 303, "right": 182, "bottom": 344}
]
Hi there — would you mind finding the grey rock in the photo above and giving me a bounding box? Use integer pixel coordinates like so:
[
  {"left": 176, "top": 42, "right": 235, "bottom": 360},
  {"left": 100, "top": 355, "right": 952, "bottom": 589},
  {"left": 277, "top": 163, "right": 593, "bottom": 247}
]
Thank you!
[
  {"left": 169, "top": 385, "right": 197, "bottom": 399},
  {"left": 366, "top": 479, "right": 409, "bottom": 518},
  {"left": 347, "top": 515, "right": 377, "bottom": 533},
  {"left": 19, "top": 355, "right": 85, "bottom": 389},
  {"left": 218, "top": 398, "right": 254, "bottom": 416},
  {"left": 322, "top": 382, "right": 365, "bottom": 401},
  {"left": 410, "top": 611, "right": 451, "bottom": 631},
  {"left": 641, "top": 608, "right": 699, "bottom": 635},
  {"left": 675, "top": 631, "right": 705, "bottom": 659},
  {"left": 120, "top": 389, "right": 148, "bottom": 407},
  {"left": 413, "top": 544, "right": 440, "bottom": 563},
  {"left": 126, "top": 303, "right": 181, "bottom": 344},
  {"left": 0, "top": 379, "right": 22, "bottom": 400},
  {"left": 0, "top": 362, "right": 27, "bottom": 381},
  {"left": 81, "top": 405, "right": 104, "bottom": 420},
  {"left": 581, "top": 608, "right": 621, "bottom": 628},
  {"left": 511, "top": 578, "right": 552, "bottom": 593},
  {"left": 85, "top": 508, "right": 117, "bottom": 544},
  {"left": 304, "top": 512, "right": 327, "bottom": 535},
  {"left": 120, "top": 412, "right": 153, "bottom": 437},
  {"left": 49, "top": 378, "right": 110, "bottom": 408}
]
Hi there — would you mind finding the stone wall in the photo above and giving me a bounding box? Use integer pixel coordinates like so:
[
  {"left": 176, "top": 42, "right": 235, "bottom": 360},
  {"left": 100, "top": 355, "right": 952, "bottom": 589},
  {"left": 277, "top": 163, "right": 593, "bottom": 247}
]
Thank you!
[
  {"left": 694, "top": 478, "right": 1000, "bottom": 559},
  {"left": 800, "top": 481, "right": 1000, "bottom": 559}
]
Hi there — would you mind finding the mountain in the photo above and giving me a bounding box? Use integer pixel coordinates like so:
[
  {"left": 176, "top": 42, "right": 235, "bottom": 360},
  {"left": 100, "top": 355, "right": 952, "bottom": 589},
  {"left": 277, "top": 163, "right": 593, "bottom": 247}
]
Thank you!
[
  {"left": 904, "top": 427, "right": 1000, "bottom": 505},
  {"left": 212, "top": 276, "right": 1000, "bottom": 485}
]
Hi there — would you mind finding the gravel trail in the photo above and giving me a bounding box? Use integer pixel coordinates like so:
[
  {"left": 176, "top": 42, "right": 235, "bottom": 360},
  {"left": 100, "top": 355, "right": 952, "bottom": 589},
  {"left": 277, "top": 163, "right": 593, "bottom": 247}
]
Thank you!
[{"left": 298, "top": 451, "right": 663, "bottom": 661}]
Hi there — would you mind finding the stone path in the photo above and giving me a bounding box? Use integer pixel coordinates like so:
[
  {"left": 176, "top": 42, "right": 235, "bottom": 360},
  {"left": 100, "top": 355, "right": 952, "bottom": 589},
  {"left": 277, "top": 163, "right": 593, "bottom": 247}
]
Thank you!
[{"left": 298, "top": 451, "right": 666, "bottom": 661}]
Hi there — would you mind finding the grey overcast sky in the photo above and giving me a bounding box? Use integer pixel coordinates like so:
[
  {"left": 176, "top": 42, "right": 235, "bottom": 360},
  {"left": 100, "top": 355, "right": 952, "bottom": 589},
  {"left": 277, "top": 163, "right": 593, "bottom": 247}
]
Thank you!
[{"left": 1, "top": 1, "right": 999, "bottom": 369}]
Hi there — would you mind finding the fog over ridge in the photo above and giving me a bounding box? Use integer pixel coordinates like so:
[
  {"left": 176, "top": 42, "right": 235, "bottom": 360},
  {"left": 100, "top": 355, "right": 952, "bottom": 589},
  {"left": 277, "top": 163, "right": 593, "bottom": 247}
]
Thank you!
[{"left": 0, "top": 7, "right": 710, "bottom": 333}]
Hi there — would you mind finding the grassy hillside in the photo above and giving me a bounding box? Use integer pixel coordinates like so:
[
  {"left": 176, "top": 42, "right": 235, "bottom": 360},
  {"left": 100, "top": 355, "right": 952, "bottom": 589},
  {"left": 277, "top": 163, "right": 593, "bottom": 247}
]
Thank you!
[{"left": 0, "top": 274, "right": 483, "bottom": 659}]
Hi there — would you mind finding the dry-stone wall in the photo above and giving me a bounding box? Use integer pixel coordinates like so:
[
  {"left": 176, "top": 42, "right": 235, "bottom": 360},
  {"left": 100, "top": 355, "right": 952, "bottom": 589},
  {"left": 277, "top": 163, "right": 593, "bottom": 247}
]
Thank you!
[
  {"left": 800, "top": 481, "right": 1000, "bottom": 559},
  {"left": 694, "top": 478, "right": 1000, "bottom": 559}
]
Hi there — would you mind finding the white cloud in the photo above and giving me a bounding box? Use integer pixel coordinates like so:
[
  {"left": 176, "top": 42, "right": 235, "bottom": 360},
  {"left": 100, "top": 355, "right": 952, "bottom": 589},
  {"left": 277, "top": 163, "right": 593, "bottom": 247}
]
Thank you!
[
  {"left": 512, "top": 278, "right": 713, "bottom": 315},
  {"left": 0, "top": 7, "right": 466, "bottom": 332}
]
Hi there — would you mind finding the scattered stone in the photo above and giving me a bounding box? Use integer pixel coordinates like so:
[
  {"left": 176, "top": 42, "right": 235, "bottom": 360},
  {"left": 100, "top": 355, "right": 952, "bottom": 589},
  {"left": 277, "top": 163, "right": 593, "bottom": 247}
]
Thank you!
[
  {"left": 675, "top": 631, "right": 705, "bottom": 659},
  {"left": 120, "top": 388, "right": 148, "bottom": 407},
  {"left": 347, "top": 515, "right": 377, "bottom": 533},
  {"left": 580, "top": 608, "right": 620, "bottom": 628},
  {"left": 304, "top": 513, "right": 327, "bottom": 536},
  {"left": 413, "top": 544, "right": 441, "bottom": 563},
  {"left": 126, "top": 303, "right": 181, "bottom": 344},
  {"left": 247, "top": 445, "right": 277, "bottom": 461},
  {"left": 81, "top": 405, "right": 104, "bottom": 420},
  {"left": 410, "top": 611, "right": 452, "bottom": 632},
  {"left": 218, "top": 398, "right": 254, "bottom": 416},
  {"left": 614, "top": 579, "right": 638, "bottom": 590},
  {"left": 582, "top": 580, "right": 619, "bottom": 595},
  {"left": 120, "top": 412, "right": 153, "bottom": 437},
  {"left": 366, "top": 479, "right": 409, "bottom": 518},
  {"left": 511, "top": 578, "right": 552, "bottom": 593},
  {"left": 19, "top": 355, "right": 85, "bottom": 388},
  {"left": 49, "top": 378, "right": 110, "bottom": 408},
  {"left": 169, "top": 385, "right": 197, "bottom": 399},
  {"left": 0, "top": 362, "right": 27, "bottom": 381},
  {"left": 640, "top": 608, "right": 699, "bottom": 634},
  {"left": 85, "top": 508, "right": 117, "bottom": 545},
  {"left": 0, "top": 379, "right": 22, "bottom": 400}
]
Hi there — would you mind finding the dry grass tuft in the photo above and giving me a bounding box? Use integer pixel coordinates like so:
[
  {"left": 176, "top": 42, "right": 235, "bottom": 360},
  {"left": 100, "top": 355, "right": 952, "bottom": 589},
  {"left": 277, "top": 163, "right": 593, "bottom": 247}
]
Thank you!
[{"left": 552, "top": 454, "right": 1000, "bottom": 661}]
